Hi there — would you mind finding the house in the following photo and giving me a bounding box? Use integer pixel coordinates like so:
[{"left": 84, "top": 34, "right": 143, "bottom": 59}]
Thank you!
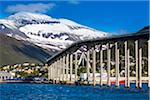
[{"left": 0, "top": 71, "right": 15, "bottom": 81}]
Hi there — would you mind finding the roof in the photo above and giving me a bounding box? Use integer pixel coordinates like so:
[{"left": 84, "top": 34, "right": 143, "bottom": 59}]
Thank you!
[{"left": 0, "top": 71, "right": 13, "bottom": 76}]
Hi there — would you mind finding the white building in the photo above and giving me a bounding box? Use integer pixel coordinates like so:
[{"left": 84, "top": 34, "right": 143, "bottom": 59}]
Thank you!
[{"left": 0, "top": 71, "right": 15, "bottom": 81}]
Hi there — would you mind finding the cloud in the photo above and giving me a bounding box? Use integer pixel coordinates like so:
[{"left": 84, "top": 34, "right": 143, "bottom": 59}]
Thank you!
[
  {"left": 68, "top": 0, "right": 79, "bottom": 4},
  {"left": 6, "top": 3, "right": 55, "bottom": 13}
]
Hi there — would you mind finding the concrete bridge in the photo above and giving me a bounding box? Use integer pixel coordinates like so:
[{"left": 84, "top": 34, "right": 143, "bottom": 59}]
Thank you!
[{"left": 47, "top": 26, "right": 150, "bottom": 88}]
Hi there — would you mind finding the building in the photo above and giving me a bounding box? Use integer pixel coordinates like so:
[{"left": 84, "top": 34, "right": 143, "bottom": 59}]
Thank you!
[{"left": 0, "top": 71, "right": 15, "bottom": 81}]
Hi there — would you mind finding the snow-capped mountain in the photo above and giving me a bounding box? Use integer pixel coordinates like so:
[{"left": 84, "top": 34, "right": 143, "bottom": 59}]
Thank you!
[{"left": 0, "top": 12, "right": 108, "bottom": 51}]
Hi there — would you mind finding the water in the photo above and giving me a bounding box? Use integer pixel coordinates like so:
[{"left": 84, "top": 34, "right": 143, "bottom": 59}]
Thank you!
[{"left": 0, "top": 83, "right": 149, "bottom": 100}]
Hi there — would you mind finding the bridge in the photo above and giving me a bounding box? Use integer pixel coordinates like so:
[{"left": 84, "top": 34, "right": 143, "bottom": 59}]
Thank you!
[{"left": 47, "top": 26, "right": 150, "bottom": 88}]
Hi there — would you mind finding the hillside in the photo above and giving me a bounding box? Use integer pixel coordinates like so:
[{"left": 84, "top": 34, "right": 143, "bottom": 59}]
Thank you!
[{"left": 0, "top": 34, "right": 54, "bottom": 66}]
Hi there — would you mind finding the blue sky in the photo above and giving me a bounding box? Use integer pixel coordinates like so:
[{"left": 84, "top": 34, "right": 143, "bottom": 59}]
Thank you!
[{"left": 0, "top": 1, "right": 149, "bottom": 34}]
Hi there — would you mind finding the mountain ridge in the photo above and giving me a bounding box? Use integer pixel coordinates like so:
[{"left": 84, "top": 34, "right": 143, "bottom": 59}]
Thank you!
[{"left": 0, "top": 12, "right": 108, "bottom": 65}]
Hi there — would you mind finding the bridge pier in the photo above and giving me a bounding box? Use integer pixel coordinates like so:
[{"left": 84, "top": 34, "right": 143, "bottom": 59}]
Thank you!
[
  {"left": 63, "top": 56, "right": 65, "bottom": 82},
  {"left": 58, "top": 59, "right": 61, "bottom": 82},
  {"left": 148, "top": 39, "right": 150, "bottom": 88},
  {"left": 115, "top": 42, "right": 120, "bottom": 87},
  {"left": 56, "top": 60, "right": 59, "bottom": 83},
  {"left": 135, "top": 40, "right": 139, "bottom": 88},
  {"left": 48, "top": 65, "right": 51, "bottom": 81},
  {"left": 51, "top": 64, "right": 53, "bottom": 82},
  {"left": 54, "top": 61, "right": 57, "bottom": 82},
  {"left": 107, "top": 43, "right": 111, "bottom": 86},
  {"left": 75, "top": 52, "right": 78, "bottom": 82},
  {"left": 124, "top": 41, "right": 128, "bottom": 87},
  {"left": 59, "top": 58, "right": 63, "bottom": 81},
  {"left": 70, "top": 54, "right": 73, "bottom": 83},
  {"left": 127, "top": 48, "right": 130, "bottom": 88},
  {"left": 92, "top": 47, "right": 96, "bottom": 86},
  {"left": 100, "top": 48, "right": 103, "bottom": 86},
  {"left": 139, "top": 48, "right": 142, "bottom": 88},
  {"left": 86, "top": 50, "right": 90, "bottom": 85},
  {"left": 66, "top": 54, "right": 69, "bottom": 82},
  {"left": 51, "top": 63, "right": 56, "bottom": 83}
]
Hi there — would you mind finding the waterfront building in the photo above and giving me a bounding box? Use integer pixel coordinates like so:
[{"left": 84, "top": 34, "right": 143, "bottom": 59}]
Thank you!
[{"left": 0, "top": 71, "right": 15, "bottom": 81}]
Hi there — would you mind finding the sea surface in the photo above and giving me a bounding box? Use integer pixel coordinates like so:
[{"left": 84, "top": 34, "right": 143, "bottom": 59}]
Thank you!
[{"left": 0, "top": 83, "right": 149, "bottom": 100}]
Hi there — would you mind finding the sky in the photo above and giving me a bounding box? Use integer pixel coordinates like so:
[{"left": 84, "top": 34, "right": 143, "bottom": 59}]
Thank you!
[{"left": 0, "top": 0, "right": 149, "bottom": 35}]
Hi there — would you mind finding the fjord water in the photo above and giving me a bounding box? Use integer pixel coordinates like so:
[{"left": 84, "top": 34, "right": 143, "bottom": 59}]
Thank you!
[{"left": 0, "top": 83, "right": 149, "bottom": 100}]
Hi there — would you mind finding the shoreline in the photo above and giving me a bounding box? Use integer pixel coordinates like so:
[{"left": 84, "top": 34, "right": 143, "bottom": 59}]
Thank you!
[
  {"left": 1, "top": 81, "right": 150, "bottom": 90},
  {"left": 0, "top": 80, "right": 50, "bottom": 84},
  {"left": 0, "top": 81, "right": 149, "bottom": 87}
]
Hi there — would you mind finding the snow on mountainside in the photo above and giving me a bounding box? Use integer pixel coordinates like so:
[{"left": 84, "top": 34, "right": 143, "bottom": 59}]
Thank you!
[{"left": 0, "top": 12, "right": 108, "bottom": 51}]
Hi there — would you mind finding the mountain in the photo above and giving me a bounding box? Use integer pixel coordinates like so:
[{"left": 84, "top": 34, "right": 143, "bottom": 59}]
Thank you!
[
  {"left": 0, "top": 12, "right": 108, "bottom": 51},
  {"left": 0, "top": 34, "right": 56, "bottom": 66},
  {"left": 0, "top": 12, "right": 108, "bottom": 65},
  {"left": 134, "top": 26, "right": 150, "bottom": 35}
]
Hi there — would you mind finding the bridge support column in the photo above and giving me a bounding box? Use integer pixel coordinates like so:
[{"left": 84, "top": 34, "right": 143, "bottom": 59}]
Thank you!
[
  {"left": 52, "top": 63, "right": 54, "bottom": 83},
  {"left": 58, "top": 59, "right": 61, "bottom": 82},
  {"left": 48, "top": 66, "right": 50, "bottom": 81},
  {"left": 135, "top": 40, "right": 139, "bottom": 88},
  {"left": 86, "top": 50, "right": 90, "bottom": 85},
  {"left": 63, "top": 56, "right": 65, "bottom": 82},
  {"left": 52, "top": 64, "right": 55, "bottom": 82},
  {"left": 55, "top": 61, "right": 58, "bottom": 83},
  {"left": 107, "top": 43, "right": 111, "bottom": 86},
  {"left": 60, "top": 58, "right": 63, "bottom": 81},
  {"left": 50, "top": 66, "right": 52, "bottom": 81},
  {"left": 148, "top": 40, "right": 150, "bottom": 88},
  {"left": 56, "top": 61, "right": 59, "bottom": 83},
  {"left": 51, "top": 65, "right": 53, "bottom": 80},
  {"left": 70, "top": 54, "right": 73, "bottom": 83},
  {"left": 92, "top": 48, "right": 96, "bottom": 86},
  {"left": 53, "top": 62, "right": 56, "bottom": 83},
  {"left": 127, "top": 48, "right": 130, "bottom": 87},
  {"left": 48, "top": 65, "right": 51, "bottom": 81},
  {"left": 100, "top": 49, "right": 103, "bottom": 86},
  {"left": 125, "top": 41, "right": 128, "bottom": 87},
  {"left": 139, "top": 48, "right": 142, "bottom": 88},
  {"left": 50, "top": 65, "right": 52, "bottom": 81},
  {"left": 115, "top": 42, "right": 120, "bottom": 87},
  {"left": 75, "top": 52, "right": 78, "bottom": 82},
  {"left": 55, "top": 62, "right": 58, "bottom": 83},
  {"left": 66, "top": 54, "right": 69, "bottom": 82}
]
